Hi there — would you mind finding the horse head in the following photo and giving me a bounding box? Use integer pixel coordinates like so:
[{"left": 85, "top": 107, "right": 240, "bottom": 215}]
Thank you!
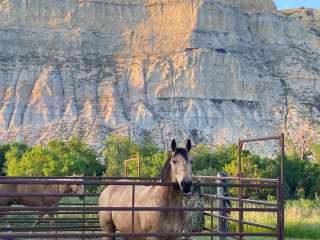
[
  {"left": 68, "top": 175, "right": 84, "bottom": 200},
  {"left": 161, "top": 139, "right": 193, "bottom": 193}
]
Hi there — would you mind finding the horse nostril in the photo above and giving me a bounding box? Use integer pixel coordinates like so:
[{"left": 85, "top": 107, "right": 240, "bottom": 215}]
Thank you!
[{"left": 181, "top": 179, "right": 192, "bottom": 193}]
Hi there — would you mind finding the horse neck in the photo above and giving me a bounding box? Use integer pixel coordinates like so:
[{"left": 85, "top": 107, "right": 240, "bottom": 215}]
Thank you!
[
  {"left": 159, "top": 160, "right": 184, "bottom": 205},
  {"left": 169, "top": 186, "right": 184, "bottom": 204}
]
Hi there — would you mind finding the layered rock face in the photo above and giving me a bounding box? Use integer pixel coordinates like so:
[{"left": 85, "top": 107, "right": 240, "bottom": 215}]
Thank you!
[
  {"left": 282, "top": 8, "right": 320, "bottom": 35},
  {"left": 0, "top": 0, "right": 319, "bottom": 151}
]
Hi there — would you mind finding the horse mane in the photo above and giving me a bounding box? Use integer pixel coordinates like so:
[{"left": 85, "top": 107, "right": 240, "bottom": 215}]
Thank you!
[{"left": 159, "top": 152, "right": 172, "bottom": 183}]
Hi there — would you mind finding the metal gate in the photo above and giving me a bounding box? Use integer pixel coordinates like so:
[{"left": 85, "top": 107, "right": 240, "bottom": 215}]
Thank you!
[{"left": 0, "top": 135, "right": 284, "bottom": 239}]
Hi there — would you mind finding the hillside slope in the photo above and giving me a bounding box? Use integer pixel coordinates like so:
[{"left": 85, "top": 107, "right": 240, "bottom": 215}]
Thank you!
[{"left": 0, "top": 0, "right": 319, "bottom": 150}]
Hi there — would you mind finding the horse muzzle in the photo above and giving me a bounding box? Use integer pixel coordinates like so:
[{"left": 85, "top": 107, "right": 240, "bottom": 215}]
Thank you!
[{"left": 181, "top": 179, "right": 192, "bottom": 193}]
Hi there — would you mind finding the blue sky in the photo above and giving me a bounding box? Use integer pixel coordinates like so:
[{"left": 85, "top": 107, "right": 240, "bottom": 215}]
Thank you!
[{"left": 274, "top": 0, "right": 320, "bottom": 9}]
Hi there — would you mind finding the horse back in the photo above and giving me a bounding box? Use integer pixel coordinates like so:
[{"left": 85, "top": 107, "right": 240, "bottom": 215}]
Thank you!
[
  {"left": 0, "top": 184, "right": 16, "bottom": 206},
  {"left": 15, "top": 184, "right": 61, "bottom": 206}
]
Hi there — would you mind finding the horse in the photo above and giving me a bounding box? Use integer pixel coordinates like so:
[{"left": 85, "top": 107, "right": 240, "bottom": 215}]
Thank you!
[
  {"left": 99, "top": 139, "right": 193, "bottom": 240},
  {"left": 0, "top": 183, "right": 16, "bottom": 225},
  {"left": 0, "top": 178, "right": 84, "bottom": 227}
]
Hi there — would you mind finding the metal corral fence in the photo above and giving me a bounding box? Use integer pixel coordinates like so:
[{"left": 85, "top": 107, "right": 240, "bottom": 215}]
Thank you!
[{"left": 0, "top": 135, "right": 284, "bottom": 239}]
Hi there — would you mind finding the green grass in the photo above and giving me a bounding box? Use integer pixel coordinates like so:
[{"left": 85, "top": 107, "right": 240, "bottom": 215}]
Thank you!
[
  {"left": 2, "top": 197, "right": 320, "bottom": 239},
  {"left": 203, "top": 198, "right": 320, "bottom": 239},
  {"left": 227, "top": 199, "right": 320, "bottom": 239},
  {"left": 284, "top": 199, "right": 320, "bottom": 238}
]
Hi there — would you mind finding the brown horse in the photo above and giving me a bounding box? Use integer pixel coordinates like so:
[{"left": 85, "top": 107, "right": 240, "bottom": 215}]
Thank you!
[
  {"left": 99, "top": 139, "right": 193, "bottom": 240},
  {"left": 0, "top": 178, "right": 84, "bottom": 227},
  {"left": 0, "top": 183, "right": 16, "bottom": 225}
]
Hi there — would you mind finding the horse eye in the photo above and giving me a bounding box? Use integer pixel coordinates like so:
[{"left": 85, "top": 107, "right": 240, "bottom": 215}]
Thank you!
[{"left": 172, "top": 159, "right": 177, "bottom": 164}]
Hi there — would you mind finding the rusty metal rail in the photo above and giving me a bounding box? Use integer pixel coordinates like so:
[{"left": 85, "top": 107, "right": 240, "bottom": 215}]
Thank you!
[
  {"left": 0, "top": 232, "right": 278, "bottom": 238},
  {"left": 237, "top": 134, "right": 285, "bottom": 240},
  {"left": 202, "top": 193, "right": 278, "bottom": 207},
  {"left": 0, "top": 134, "right": 285, "bottom": 239},
  {"left": 0, "top": 177, "right": 282, "bottom": 239},
  {"left": 0, "top": 178, "right": 278, "bottom": 187}
]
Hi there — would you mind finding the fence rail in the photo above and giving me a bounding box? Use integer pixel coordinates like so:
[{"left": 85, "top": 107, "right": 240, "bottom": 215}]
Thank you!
[
  {"left": 0, "top": 176, "right": 283, "bottom": 239},
  {"left": 0, "top": 134, "right": 285, "bottom": 239}
]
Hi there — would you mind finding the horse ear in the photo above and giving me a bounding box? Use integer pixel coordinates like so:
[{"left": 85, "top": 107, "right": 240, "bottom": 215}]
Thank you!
[
  {"left": 171, "top": 139, "right": 177, "bottom": 152},
  {"left": 186, "top": 139, "right": 192, "bottom": 152}
]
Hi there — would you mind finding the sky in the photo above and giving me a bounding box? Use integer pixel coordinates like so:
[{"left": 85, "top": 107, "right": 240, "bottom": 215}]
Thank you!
[{"left": 274, "top": 0, "right": 320, "bottom": 9}]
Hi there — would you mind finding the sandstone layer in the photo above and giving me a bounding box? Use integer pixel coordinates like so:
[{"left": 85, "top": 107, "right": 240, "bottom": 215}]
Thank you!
[{"left": 0, "top": 0, "right": 319, "bottom": 152}]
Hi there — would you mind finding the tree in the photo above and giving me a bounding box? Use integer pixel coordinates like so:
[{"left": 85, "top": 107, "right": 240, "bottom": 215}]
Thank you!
[
  {"left": 49, "top": 138, "right": 104, "bottom": 176},
  {"left": 4, "top": 143, "right": 30, "bottom": 176},
  {"left": 302, "top": 162, "right": 320, "bottom": 198},
  {"left": 0, "top": 144, "right": 11, "bottom": 176},
  {"left": 9, "top": 145, "right": 61, "bottom": 176},
  {"left": 190, "top": 144, "right": 217, "bottom": 176},
  {"left": 284, "top": 154, "right": 308, "bottom": 198},
  {"left": 287, "top": 121, "right": 313, "bottom": 161},
  {"left": 215, "top": 144, "right": 238, "bottom": 168},
  {"left": 136, "top": 138, "right": 167, "bottom": 178},
  {"left": 189, "top": 144, "right": 238, "bottom": 177},
  {"left": 103, "top": 135, "right": 139, "bottom": 176},
  {"left": 310, "top": 142, "right": 320, "bottom": 163},
  {"left": 5, "top": 138, "right": 103, "bottom": 176},
  {"left": 104, "top": 136, "right": 167, "bottom": 178}
]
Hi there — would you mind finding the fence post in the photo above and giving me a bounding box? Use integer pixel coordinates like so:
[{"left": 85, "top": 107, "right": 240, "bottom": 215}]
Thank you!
[
  {"left": 125, "top": 161, "right": 128, "bottom": 177},
  {"left": 137, "top": 154, "right": 141, "bottom": 178},
  {"left": 82, "top": 177, "right": 85, "bottom": 240},
  {"left": 217, "top": 172, "right": 228, "bottom": 240}
]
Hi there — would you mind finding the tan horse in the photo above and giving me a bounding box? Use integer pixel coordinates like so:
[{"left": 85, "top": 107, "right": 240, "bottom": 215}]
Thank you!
[
  {"left": 0, "top": 178, "right": 84, "bottom": 227},
  {"left": 0, "top": 183, "right": 16, "bottom": 225},
  {"left": 99, "top": 139, "right": 193, "bottom": 240}
]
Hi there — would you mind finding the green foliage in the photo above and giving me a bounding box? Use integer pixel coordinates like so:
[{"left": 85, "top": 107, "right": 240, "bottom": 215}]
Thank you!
[
  {"left": 104, "top": 135, "right": 167, "bottom": 178},
  {"left": 190, "top": 143, "right": 320, "bottom": 199},
  {"left": 103, "top": 135, "right": 139, "bottom": 177},
  {"left": 138, "top": 137, "right": 167, "bottom": 177},
  {"left": 48, "top": 138, "right": 104, "bottom": 176},
  {"left": 3, "top": 143, "right": 30, "bottom": 176},
  {"left": 5, "top": 138, "right": 103, "bottom": 176},
  {"left": 215, "top": 144, "right": 238, "bottom": 168},
  {"left": 267, "top": 153, "right": 320, "bottom": 199},
  {"left": 190, "top": 144, "right": 216, "bottom": 175},
  {"left": 102, "top": 135, "right": 320, "bottom": 200},
  {"left": 283, "top": 154, "right": 308, "bottom": 198},
  {"left": 311, "top": 143, "right": 320, "bottom": 163},
  {"left": 2, "top": 134, "right": 320, "bottom": 201},
  {"left": 0, "top": 144, "right": 10, "bottom": 176},
  {"left": 190, "top": 144, "right": 237, "bottom": 176},
  {"left": 227, "top": 199, "right": 320, "bottom": 239}
]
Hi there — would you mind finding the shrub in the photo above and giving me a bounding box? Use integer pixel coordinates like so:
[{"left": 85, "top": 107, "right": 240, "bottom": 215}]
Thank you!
[
  {"left": 5, "top": 138, "right": 102, "bottom": 176},
  {"left": 102, "top": 135, "right": 139, "bottom": 177}
]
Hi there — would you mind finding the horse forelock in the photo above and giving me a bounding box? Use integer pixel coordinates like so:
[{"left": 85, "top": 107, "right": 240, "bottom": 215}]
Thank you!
[{"left": 173, "top": 148, "right": 189, "bottom": 161}]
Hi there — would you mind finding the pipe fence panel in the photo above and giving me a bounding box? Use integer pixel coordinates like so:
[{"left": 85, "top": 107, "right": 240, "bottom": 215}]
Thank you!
[
  {"left": 0, "top": 176, "right": 282, "bottom": 240},
  {"left": 0, "top": 134, "right": 285, "bottom": 239}
]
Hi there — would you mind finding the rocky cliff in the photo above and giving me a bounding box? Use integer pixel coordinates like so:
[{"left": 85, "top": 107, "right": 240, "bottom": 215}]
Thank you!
[
  {"left": 282, "top": 8, "right": 320, "bottom": 35},
  {"left": 0, "top": 0, "right": 319, "bottom": 151}
]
